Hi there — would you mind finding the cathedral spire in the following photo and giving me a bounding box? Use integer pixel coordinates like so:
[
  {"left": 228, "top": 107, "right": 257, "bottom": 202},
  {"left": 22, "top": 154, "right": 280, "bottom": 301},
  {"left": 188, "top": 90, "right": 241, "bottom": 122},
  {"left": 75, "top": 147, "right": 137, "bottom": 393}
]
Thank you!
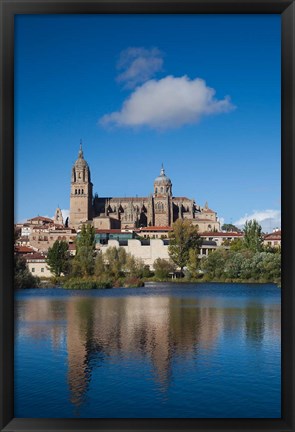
[{"left": 78, "top": 139, "right": 84, "bottom": 159}]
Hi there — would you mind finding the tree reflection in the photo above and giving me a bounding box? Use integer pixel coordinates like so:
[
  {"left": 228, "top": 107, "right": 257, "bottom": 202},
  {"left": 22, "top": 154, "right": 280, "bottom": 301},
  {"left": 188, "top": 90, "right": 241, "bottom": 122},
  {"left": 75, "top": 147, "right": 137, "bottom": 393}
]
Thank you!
[{"left": 16, "top": 292, "right": 280, "bottom": 412}]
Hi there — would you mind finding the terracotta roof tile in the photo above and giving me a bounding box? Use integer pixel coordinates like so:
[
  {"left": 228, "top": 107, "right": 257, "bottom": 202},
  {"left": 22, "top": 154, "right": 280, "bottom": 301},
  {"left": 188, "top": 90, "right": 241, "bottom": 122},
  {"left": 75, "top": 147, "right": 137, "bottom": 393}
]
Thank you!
[
  {"left": 200, "top": 232, "right": 243, "bottom": 237},
  {"left": 95, "top": 229, "right": 124, "bottom": 234},
  {"left": 28, "top": 216, "right": 53, "bottom": 222},
  {"left": 137, "top": 226, "right": 173, "bottom": 231},
  {"left": 14, "top": 246, "right": 35, "bottom": 253},
  {"left": 24, "top": 253, "right": 47, "bottom": 261}
]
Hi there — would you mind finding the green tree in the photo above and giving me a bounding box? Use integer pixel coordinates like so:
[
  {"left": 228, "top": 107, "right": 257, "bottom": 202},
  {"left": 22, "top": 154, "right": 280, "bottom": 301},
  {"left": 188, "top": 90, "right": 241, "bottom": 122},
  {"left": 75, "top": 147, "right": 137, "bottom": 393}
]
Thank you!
[
  {"left": 104, "top": 246, "right": 127, "bottom": 278},
  {"left": 94, "top": 252, "right": 106, "bottom": 277},
  {"left": 201, "top": 248, "right": 229, "bottom": 280},
  {"left": 221, "top": 223, "right": 242, "bottom": 233},
  {"left": 230, "top": 238, "right": 245, "bottom": 251},
  {"left": 46, "top": 240, "right": 69, "bottom": 277},
  {"left": 73, "top": 224, "right": 96, "bottom": 277},
  {"left": 260, "top": 251, "right": 281, "bottom": 282},
  {"left": 187, "top": 248, "right": 200, "bottom": 279},
  {"left": 14, "top": 255, "right": 39, "bottom": 289},
  {"left": 153, "top": 258, "right": 176, "bottom": 280},
  {"left": 243, "top": 219, "right": 263, "bottom": 252},
  {"left": 224, "top": 252, "right": 244, "bottom": 279},
  {"left": 168, "top": 219, "right": 202, "bottom": 271}
]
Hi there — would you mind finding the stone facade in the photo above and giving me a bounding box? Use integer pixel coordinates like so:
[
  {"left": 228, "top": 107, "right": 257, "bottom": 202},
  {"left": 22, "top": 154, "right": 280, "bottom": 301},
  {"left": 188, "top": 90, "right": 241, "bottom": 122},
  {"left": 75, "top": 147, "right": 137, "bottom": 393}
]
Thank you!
[
  {"left": 29, "top": 227, "right": 76, "bottom": 252},
  {"left": 100, "top": 238, "right": 219, "bottom": 269},
  {"left": 25, "top": 254, "right": 53, "bottom": 278},
  {"left": 69, "top": 146, "right": 220, "bottom": 231}
]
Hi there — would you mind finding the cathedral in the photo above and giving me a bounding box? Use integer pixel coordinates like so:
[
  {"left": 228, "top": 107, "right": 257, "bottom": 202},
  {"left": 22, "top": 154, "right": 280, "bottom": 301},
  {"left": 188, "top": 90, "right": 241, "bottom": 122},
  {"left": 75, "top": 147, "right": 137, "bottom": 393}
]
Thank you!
[{"left": 69, "top": 144, "right": 220, "bottom": 232}]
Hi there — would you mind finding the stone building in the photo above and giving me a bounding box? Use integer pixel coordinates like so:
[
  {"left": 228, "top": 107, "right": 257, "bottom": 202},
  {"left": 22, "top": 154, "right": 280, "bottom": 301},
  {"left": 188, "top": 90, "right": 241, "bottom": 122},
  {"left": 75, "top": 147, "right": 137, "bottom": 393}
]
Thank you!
[{"left": 69, "top": 144, "right": 220, "bottom": 231}]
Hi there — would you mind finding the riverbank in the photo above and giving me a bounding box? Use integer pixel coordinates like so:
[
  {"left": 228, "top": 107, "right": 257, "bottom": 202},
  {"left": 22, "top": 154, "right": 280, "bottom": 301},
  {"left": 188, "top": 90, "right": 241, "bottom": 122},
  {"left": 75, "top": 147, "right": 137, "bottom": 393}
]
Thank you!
[{"left": 34, "top": 275, "right": 281, "bottom": 289}]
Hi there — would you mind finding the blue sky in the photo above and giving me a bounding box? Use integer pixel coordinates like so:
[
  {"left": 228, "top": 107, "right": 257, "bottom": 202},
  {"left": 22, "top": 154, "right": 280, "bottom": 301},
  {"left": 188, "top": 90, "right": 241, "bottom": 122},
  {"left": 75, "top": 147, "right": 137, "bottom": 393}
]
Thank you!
[{"left": 15, "top": 14, "right": 281, "bottom": 231}]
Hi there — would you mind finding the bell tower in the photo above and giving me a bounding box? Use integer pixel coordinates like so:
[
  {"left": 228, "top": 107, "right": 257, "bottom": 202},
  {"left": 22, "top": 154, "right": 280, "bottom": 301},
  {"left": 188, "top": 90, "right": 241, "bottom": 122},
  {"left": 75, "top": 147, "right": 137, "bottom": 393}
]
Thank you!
[
  {"left": 69, "top": 142, "right": 93, "bottom": 228},
  {"left": 153, "top": 165, "right": 172, "bottom": 226}
]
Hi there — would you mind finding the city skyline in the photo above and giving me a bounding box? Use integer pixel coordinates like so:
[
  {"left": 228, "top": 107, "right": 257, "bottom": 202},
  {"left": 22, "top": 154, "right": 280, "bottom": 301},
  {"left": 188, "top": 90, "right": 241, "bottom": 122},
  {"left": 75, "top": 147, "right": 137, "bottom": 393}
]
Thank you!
[{"left": 15, "top": 14, "right": 281, "bottom": 232}]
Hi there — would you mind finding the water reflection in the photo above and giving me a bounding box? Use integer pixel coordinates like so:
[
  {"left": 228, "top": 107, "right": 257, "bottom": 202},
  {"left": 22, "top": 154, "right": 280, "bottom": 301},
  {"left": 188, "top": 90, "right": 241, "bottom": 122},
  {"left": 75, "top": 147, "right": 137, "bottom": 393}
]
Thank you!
[{"left": 15, "top": 289, "right": 281, "bottom": 410}]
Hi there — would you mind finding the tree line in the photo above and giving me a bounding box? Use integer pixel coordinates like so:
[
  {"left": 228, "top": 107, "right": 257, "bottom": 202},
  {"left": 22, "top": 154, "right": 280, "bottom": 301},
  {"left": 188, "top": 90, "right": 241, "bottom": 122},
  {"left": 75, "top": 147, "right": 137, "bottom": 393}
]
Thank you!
[{"left": 15, "top": 219, "right": 281, "bottom": 289}]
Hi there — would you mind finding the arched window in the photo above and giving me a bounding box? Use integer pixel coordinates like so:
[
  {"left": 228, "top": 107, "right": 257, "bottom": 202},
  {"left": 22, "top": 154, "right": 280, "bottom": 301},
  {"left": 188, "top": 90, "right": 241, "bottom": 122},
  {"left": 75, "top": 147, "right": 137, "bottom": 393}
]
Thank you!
[
  {"left": 155, "top": 187, "right": 158, "bottom": 194},
  {"left": 81, "top": 189, "right": 84, "bottom": 194},
  {"left": 75, "top": 189, "right": 77, "bottom": 195},
  {"left": 78, "top": 189, "right": 81, "bottom": 194}
]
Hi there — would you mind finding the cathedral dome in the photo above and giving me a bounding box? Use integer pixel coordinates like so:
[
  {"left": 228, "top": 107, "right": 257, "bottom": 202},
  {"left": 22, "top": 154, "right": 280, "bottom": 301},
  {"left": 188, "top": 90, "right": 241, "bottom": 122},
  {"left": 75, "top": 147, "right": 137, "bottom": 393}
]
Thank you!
[
  {"left": 74, "top": 144, "right": 89, "bottom": 169},
  {"left": 154, "top": 165, "right": 172, "bottom": 185}
]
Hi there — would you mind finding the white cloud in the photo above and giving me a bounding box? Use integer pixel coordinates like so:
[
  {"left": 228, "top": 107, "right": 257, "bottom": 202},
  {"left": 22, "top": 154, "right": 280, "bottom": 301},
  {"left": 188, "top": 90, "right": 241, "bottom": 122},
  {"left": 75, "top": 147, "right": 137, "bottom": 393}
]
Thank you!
[
  {"left": 100, "top": 75, "right": 234, "bottom": 130},
  {"left": 234, "top": 209, "right": 281, "bottom": 233},
  {"left": 116, "top": 47, "right": 163, "bottom": 89}
]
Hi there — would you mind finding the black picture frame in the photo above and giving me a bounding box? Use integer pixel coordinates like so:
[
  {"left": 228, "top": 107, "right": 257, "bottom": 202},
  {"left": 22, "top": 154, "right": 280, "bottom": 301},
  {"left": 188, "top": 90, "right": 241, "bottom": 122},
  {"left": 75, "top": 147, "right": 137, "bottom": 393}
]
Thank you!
[{"left": 0, "top": 1, "right": 294, "bottom": 431}]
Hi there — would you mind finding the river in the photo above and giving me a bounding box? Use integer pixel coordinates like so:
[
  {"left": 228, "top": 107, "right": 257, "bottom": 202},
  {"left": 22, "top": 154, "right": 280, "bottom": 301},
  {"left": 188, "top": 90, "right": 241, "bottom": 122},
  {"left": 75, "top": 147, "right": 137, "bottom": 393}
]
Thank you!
[{"left": 14, "top": 282, "right": 281, "bottom": 418}]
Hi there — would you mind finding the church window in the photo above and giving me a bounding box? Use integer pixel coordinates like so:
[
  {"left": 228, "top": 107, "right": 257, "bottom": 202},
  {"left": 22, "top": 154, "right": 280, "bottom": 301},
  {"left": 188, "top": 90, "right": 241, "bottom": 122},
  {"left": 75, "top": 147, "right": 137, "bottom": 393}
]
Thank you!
[
  {"left": 78, "top": 189, "right": 81, "bottom": 194},
  {"left": 78, "top": 172, "right": 81, "bottom": 179},
  {"left": 155, "top": 188, "right": 158, "bottom": 194},
  {"left": 82, "top": 189, "right": 84, "bottom": 194},
  {"left": 75, "top": 189, "right": 77, "bottom": 195}
]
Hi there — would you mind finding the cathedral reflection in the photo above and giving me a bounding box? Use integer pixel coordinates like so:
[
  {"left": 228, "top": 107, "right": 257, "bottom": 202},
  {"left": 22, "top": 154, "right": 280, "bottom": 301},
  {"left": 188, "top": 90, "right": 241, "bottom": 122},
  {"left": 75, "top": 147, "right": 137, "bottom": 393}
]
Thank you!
[{"left": 16, "top": 294, "right": 281, "bottom": 410}]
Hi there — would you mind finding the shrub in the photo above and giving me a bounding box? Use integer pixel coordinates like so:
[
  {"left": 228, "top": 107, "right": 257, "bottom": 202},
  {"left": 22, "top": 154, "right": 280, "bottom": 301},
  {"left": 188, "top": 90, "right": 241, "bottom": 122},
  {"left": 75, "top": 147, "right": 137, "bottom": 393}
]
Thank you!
[
  {"left": 153, "top": 258, "right": 176, "bottom": 280},
  {"left": 63, "top": 277, "right": 112, "bottom": 289}
]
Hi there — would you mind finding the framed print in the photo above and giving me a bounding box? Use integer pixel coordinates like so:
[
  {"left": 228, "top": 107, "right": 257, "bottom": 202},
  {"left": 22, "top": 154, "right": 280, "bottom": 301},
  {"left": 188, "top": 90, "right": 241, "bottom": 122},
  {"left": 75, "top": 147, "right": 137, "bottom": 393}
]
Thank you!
[{"left": 0, "top": 1, "right": 294, "bottom": 431}]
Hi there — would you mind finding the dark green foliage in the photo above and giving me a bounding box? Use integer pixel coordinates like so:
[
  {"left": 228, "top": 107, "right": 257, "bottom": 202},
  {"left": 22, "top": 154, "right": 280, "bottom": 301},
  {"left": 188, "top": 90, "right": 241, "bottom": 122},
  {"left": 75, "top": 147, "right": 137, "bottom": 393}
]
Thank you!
[
  {"left": 201, "top": 248, "right": 229, "bottom": 280},
  {"left": 224, "top": 252, "right": 244, "bottom": 279},
  {"left": 201, "top": 248, "right": 281, "bottom": 284},
  {"left": 222, "top": 223, "right": 242, "bottom": 233},
  {"left": 63, "top": 277, "right": 112, "bottom": 289},
  {"left": 73, "top": 224, "right": 96, "bottom": 276},
  {"left": 14, "top": 255, "right": 39, "bottom": 289},
  {"left": 230, "top": 238, "right": 245, "bottom": 251},
  {"left": 243, "top": 219, "right": 263, "bottom": 252},
  {"left": 46, "top": 240, "right": 69, "bottom": 277}
]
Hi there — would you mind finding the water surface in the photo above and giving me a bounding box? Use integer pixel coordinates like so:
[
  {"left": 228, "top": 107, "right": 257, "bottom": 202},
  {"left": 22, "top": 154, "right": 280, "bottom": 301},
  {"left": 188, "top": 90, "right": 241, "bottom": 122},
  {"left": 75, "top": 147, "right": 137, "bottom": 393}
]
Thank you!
[{"left": 14, "top": 283, "right": 281, "bottom": 418}]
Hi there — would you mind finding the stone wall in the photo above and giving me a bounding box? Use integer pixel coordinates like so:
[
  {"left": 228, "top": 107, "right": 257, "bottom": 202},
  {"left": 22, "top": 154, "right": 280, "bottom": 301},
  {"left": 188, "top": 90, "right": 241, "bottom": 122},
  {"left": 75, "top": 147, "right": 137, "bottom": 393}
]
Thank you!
[{"left": 101, "top": 239, "right": 170, "bottom": 269}]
